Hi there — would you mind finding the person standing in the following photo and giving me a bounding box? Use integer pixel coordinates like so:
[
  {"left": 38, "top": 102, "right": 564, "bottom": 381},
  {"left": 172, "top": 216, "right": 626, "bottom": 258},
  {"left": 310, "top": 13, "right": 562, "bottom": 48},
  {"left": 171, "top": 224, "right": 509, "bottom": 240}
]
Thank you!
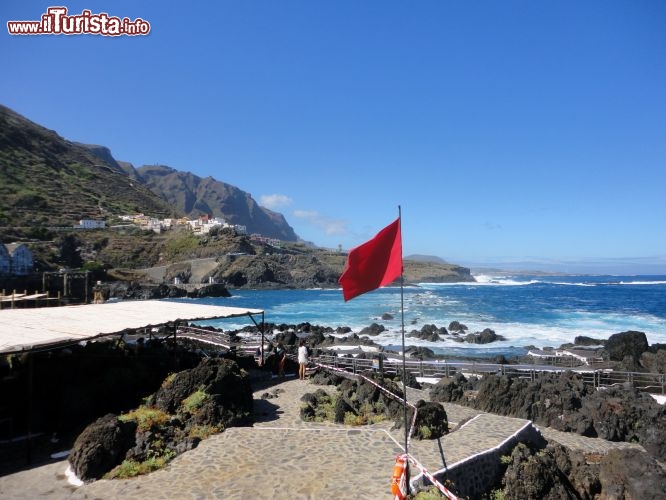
[
  {"left": 298, "top": 340, "right": 309, "bottom": 380},
  {"left": 276, "top": 343, "right": 286, "bottom": 378}
]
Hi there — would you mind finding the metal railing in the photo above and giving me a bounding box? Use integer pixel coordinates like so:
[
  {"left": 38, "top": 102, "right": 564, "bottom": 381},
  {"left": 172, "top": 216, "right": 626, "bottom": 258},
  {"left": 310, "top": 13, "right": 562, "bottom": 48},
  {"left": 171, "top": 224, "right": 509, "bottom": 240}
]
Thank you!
[
  {"left": 172, "top": 330, "right": 666, "bottom": 396},
  {"left": 312, "top": 355, "right": 666, "bottom": 396},
  {"left": 177, "top": 326, "right": 262, "bottom": 354}
]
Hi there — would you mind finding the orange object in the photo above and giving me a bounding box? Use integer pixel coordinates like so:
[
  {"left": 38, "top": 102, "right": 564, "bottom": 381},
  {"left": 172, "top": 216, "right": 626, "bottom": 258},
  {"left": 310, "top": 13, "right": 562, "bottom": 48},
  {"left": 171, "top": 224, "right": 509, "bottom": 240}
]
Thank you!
[{"left": 391, "top": 454, "right": 407, "bottom": 499}]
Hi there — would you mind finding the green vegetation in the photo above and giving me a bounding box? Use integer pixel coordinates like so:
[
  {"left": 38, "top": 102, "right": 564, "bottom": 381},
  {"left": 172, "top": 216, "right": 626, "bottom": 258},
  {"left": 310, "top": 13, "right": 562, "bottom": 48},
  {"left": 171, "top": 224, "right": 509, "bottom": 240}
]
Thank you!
[
  {"left": 182, "top": 387, "right": 209, "bottom": 414},
  {"left": 164, "top": 232, "right": 199, "bottom": 259},
  {"left": 344, "top": 412, "right": 368, "bottom": 426},
  {"left": 301, "top": 394, "right": 337, "bottom": 423},
  {"left": 105, "top": 449, "right": 177, "bottom": 479},
  {"left": 413, "top": 488, "right": 448, "bottom": 499},
  {"left": 118, "top": 406, "right": 170, "bottom": 432},
  {"left": 490, "top": 489, "right": 506, "bottom": 500},
  {"left": 302, "top": 392, "right": 388, "bottom": 426},
  {"left": 419, "top": 425, "right": 433, "bottom": 439},
  {"left": 161, "top": 372, "right": 178, "bottom": 388},
  {"left": 188, "top": 424, "right": 223, "bottom": 439}
]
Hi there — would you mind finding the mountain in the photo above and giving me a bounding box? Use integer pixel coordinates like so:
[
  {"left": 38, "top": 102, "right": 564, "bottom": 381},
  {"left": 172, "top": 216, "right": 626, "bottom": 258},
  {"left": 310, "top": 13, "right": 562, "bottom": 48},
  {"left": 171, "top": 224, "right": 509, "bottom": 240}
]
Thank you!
[
  {"left": 0, "top": 104, "right": 298, "bottom": 243},
  {"left": 0, "top": 104, "right": 473, "bottom": 285},
  {"left": 0, "top": 104, "right": 174, "bottom": 231},
  {"left": 135, "top": 165, "right": 298, "bottom": 241}
]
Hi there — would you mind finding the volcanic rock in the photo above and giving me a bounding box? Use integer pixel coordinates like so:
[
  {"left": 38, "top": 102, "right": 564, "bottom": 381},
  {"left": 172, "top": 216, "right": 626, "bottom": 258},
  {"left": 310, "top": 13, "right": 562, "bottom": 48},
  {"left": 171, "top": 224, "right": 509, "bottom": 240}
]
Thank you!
[
  {"left": 598, "top": 448, "right": 666, "bottom": 499},
  {"left": 68, "top": 414, "right": 137, "bottom": 481},
  {"left": 465, "top": 328, "right": 505, "bottom": 344},
  {"left": 603, "top": 330, "right": 649, "bottom": 363},
  {"left": 359, "top": 323, "right": 386, "bottom": 336},
  {"left": 407, "top": 324, "right": 448, "bottom": 341},
  {"left": 411, "top": 400, "right": 448, "bottom": 440},
  {"left": 448, "top": 321, "right": 468, "bottom": 333}
]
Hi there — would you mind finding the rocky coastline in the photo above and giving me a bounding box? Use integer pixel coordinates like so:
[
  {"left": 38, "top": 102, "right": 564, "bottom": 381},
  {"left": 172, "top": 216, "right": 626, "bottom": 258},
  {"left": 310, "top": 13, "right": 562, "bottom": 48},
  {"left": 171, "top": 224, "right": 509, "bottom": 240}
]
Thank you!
[{"left": 1, "top": 320, "right": 665, "bottom": 497}]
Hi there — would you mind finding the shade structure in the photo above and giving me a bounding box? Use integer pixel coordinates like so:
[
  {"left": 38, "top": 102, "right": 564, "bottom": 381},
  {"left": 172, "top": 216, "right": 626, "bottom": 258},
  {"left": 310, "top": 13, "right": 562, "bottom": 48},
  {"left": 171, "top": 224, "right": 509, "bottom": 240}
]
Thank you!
[{"left": 0, "top": 300, "right": 264, "bottom": 354}]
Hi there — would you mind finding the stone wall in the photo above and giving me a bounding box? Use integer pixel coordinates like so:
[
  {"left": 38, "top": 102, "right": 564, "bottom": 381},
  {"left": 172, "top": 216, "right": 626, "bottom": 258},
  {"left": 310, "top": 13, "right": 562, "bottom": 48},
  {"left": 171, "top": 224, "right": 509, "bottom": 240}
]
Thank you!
[{"left": 416, "top": 421, "right": 545, "bottom": 498}]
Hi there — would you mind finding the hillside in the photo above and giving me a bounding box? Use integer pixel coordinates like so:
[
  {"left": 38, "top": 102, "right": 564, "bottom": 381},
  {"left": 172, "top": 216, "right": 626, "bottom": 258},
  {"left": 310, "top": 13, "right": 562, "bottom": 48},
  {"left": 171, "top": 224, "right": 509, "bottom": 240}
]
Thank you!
[
  {"left": 0, "top": 104, "right": 298, "bottom": 244},
  {"left": 0, "top": 105, "right": 174, "bottom": 233},
  {"left": 140, "top": 235, "right": 474, "bottom": 288},
  {"left": 0, "top": 104, "right": 474, "bottom": 286},
  {"left": 47, "top": 228, "right": 473, "bottom": 288}
]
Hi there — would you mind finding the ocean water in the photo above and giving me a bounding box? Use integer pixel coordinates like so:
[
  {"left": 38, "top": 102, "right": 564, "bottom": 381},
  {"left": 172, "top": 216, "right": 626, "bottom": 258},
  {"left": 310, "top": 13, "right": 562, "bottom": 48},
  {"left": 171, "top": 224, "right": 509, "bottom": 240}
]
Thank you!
[{"left": 186, "top": 275, "right": 666, "bottom": 358}]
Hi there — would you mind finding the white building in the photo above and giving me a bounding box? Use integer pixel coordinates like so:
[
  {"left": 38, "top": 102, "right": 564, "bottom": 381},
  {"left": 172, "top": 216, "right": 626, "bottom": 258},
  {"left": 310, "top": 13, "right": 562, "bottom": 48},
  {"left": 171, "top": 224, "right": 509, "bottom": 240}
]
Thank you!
[{"left": 141, "top": 218, "right": 163, "bottom": 234}]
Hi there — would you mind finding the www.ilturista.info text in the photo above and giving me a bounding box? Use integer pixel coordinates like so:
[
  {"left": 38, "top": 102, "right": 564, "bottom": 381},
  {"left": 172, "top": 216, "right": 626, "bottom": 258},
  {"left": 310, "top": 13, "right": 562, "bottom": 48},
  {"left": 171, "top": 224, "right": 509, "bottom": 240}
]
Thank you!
[{"left": 7, "top": 7, "right": 150, "bottom": 36}]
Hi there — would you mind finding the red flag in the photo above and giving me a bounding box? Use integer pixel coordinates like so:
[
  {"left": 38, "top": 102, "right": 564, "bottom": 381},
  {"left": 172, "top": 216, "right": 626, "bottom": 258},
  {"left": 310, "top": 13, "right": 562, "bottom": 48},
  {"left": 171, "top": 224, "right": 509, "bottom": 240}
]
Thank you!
[{"left": 339, "top": 217, "right": 402, "bottom": 301}]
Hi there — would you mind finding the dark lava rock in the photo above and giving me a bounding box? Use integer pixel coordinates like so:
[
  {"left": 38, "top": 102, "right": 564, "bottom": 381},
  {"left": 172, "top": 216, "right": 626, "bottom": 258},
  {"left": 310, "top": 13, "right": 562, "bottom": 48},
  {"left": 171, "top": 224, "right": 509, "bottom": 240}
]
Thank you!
[
  {"left": 359, "top": 323, "right": 386, "bottom": 336},
  {"left": 411, "top": 400, "right": 448, "bottom": 440},
  {"left": 465, "top": 328, "right": 505, "bottom": 344},
  {"left": 429, "top": 373, "right": 478, "bottom": 404},
  {"left": 107, "top": 282, "right": 188, "bottom": 300},
  {"left": 152, "top": 358, "right": 253, "bottom": 428},
  {"left": 309, "top": 368, "right": 344, "bottom": 386},
  {"left": 68, "top": 414, "right": 137, "bottom": 481},
  {"left": 603, "top": 330, "right": 649, "bottom": 363},
  {"left": 436, "top": 371, "right": 666, "bottom": 462},
  {"left": 572, "top": 386, "right": 666, "bottom": 461},
  {"left": 186, "top": 283, "right": 231, "bottom": 298},
  {"left": 598, "top": 448, "right": 666, "bottom": 500},
  {"left": 302, "top": 373, "right": 406, "bottom": 429},
  {"left": 310, "top": 332, "right": 336, "bottom": 348},
  {"left": 404, "top": 346, "right": 436, "bottom": 360},
  {"left": 448, "top": 321, "right": 468, "bottom": 333},
  {"left": 334, "top": 397, "right": 356, "bottom": 423},
  {"left": 381, "top": 313, "right": 394, "bottom": 320},
  {"left": 641, "top": 348, "right": 666, "bottom": 374},
  {"left": 407, "top": 324, "right": 448, "bottom": 341},
  {"left": 69, "top": 358, "right": 254, "bottom": 481},
  {"left": 473, "top": 372, "right": 594, "bottom": 427},
  {"left": 573, "top": 335, "right": 606, "bottom": 346},
  {"left": 300, "top": 388, "right": 334, "bottom": 422},
  {"left": 389, "top": 367, "right": 422, "bottom": 389},
  {"left": 501, "top": 443, "right": 597, "bottom": 500},
  {"left": 273, "top": 330, "right": 299, "bottom": 346}
]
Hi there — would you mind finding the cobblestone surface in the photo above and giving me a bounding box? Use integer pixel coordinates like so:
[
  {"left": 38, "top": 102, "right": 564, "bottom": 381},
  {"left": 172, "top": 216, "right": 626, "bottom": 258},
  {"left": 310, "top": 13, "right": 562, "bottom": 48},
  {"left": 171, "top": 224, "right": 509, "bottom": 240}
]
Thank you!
[{"left": 0, "top": 375, "right": 646, "bottom": 499}]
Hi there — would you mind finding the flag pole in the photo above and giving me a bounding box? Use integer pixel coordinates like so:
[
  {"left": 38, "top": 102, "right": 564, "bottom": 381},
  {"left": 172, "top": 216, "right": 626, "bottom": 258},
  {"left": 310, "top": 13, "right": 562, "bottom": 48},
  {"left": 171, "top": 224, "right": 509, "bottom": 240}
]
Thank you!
[{"left": 398, "top": 205, "right": 410, "bottom": 495}]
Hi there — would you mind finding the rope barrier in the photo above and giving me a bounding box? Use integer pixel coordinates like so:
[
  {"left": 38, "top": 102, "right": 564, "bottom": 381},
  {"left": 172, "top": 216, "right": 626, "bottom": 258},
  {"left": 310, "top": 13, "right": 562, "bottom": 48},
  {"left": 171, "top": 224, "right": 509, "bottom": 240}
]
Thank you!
[
  {"left": 313, "top": 359, "right": 460, "bottom": 498},
  {"left": 404, "top": 454, "right": 459, "bottom": 500}
]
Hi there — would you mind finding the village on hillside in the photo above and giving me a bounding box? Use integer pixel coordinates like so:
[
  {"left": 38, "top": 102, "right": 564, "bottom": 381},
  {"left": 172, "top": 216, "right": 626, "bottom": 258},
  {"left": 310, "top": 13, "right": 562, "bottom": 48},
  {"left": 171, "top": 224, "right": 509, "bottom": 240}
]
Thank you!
[{"left": 0, "top": 212, "right": 284, "bottom": 280}]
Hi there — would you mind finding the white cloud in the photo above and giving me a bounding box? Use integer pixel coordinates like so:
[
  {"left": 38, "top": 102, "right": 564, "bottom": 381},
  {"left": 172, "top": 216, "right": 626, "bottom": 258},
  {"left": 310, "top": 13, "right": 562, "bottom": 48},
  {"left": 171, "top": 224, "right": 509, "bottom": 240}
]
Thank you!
[
  {"left": 260, "top": 194, "right": 293, "bottom": 210},
  {"left": 293, "top": 210, "right": 348, "bottom": 235}
]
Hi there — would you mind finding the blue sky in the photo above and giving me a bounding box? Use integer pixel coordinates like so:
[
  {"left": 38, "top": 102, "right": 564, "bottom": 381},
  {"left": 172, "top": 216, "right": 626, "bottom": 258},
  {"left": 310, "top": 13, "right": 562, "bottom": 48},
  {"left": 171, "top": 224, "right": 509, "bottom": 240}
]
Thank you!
[{"left": 2, "top": 1, "right": 665, "bottom": 273}]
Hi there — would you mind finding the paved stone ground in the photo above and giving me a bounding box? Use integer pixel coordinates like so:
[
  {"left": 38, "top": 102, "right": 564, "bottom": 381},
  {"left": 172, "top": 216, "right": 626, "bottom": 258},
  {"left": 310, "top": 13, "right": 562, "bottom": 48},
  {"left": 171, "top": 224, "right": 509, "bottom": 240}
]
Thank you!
[{"left": 0, "top": 375, "right": 647, "bottom": 499}]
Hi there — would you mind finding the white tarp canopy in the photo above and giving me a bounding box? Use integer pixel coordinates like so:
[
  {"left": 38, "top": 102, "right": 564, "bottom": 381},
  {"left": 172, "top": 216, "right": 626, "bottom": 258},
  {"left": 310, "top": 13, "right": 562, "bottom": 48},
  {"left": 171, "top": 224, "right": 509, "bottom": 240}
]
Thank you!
[{"left": 0, "top": 300, "right": 264, "bottom": 354}]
